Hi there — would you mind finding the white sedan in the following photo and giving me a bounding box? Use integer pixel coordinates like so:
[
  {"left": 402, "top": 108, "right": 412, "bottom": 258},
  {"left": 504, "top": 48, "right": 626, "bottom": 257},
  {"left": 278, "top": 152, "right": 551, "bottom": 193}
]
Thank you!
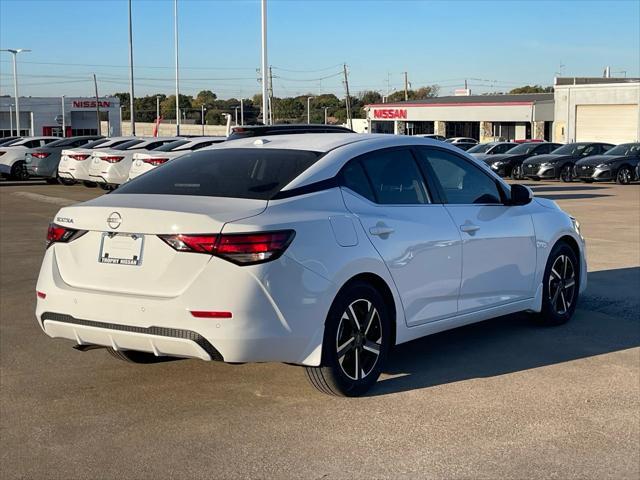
[
  {"left": 58, "top": 137, "right": 134, "bottom": 186},
  {"left": 127, "top": 136, "right": 226, "bottom": 181},
  {"left": 87, "top": 137, "right": 180, "bottom": 188},
  {"left": 36, "top": 134, "right": 586, "bottom": 396},
  {"left": 0, "top": 136, "right": 59, "bottom": 180}
]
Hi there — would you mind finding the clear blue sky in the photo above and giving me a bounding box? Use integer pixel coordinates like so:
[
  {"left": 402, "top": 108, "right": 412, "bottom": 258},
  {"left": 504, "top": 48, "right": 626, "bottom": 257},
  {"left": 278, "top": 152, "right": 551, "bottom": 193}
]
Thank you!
[{"left": 1, "top": 0, "right": 638, "bottom": 99}]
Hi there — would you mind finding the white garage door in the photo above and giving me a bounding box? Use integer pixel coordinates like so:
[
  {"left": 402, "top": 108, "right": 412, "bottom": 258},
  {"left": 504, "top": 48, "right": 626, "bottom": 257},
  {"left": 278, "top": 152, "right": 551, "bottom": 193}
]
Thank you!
[{"left": 576, "top": 104, "right": 639, "bottom": 143}]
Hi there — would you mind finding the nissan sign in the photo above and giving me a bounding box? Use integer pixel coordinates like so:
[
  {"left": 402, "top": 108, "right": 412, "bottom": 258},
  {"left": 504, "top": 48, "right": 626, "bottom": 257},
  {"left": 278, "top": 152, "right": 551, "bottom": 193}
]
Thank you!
[
  {"left": 72, "top": 100, "right": 111, "bottom": 109},
  {"left": 373, "top": 109, "right": 407, "bottom": 119}
]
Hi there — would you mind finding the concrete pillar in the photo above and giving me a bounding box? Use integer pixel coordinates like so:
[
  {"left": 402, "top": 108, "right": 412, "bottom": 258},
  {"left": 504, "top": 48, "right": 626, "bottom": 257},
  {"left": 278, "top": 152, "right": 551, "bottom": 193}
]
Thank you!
[
  {"left": 394, "top": 120, "right": 406, "bottom": 135},
  {"left": 533, "top": 121, "right": 545, "bottom": 140},
  {"left": 434, "top": 121, "right": 446, "bottom": 137},
  {"left": 480, "top": 121, "right": 493, "bottom": 143}
]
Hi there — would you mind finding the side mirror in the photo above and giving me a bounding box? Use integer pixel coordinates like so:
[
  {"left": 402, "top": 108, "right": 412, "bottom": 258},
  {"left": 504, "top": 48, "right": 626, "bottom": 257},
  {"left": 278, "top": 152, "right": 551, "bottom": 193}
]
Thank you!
[{"left": 510, "top": 184, "right": 533, "bottom": 206}]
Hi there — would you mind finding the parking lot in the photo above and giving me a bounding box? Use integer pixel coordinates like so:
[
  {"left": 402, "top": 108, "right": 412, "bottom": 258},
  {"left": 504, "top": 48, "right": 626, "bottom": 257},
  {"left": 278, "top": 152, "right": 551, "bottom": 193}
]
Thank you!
[{"left": 1, "top": 180, "right": 638, "bottom": 479}]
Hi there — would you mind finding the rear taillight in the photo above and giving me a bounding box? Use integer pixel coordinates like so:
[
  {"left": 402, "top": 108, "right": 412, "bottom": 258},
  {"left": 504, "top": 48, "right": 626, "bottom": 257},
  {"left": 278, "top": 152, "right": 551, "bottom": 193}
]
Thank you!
[
  {"left": 69, "top": 154, "right": 90, "bottom": 161},
  {"left": 46, "top": 223, "right": 87, "bottom": 248},
  {"left": 32, "top": 152, "right": 50, "bottom": 159},
  {"left": 158, "top": 230, "right": 295, "bottom": 265},
  {"left": 142, "top": 157, "right": 170, "bottom": 166},
  {"left": 101, "top": 156, "right": 124, "bottom": 163}
]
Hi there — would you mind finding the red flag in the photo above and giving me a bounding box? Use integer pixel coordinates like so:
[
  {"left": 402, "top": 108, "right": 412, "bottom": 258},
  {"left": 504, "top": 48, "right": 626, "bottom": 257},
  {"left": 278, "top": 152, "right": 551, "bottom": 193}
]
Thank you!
[{"left": 153, "top": 116, "right": 162, "bottom": 137}]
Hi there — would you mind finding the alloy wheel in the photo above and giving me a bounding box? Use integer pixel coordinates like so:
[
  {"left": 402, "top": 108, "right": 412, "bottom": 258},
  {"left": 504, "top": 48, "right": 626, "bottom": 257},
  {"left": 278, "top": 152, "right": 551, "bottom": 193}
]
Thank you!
[
  {"left": 335, "top": 299, "right": 382, "bottom": 381},
  {"left": 548, "top": 254, "right": 576, "bottom": 315},
  {"left": 560, "top": 165, "right": 573, "bottom": 182},
  {"left": 617, "top": 167, "right": 631, "bottom": 185}
]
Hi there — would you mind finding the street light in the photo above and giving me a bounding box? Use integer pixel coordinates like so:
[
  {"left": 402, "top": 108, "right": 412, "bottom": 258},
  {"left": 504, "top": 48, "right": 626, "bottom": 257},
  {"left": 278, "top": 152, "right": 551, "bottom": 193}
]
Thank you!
[
  {"left": 201, "top": 105, "right": 206, "bottom": 136},
  {"left": 1, "top": 48, "right": 31, "bottom": 136},
  {"left": 324, "top": 107, "right": 329, "bottom": 125},
  {"left": 174, "top": 0, "right": 181, "bottom": 135},
  {"left": 127, "top": 0, "right": 136, "bottom": 135},
  {"left": 307, "top": 96, "right": 313, "bottom": 124}
]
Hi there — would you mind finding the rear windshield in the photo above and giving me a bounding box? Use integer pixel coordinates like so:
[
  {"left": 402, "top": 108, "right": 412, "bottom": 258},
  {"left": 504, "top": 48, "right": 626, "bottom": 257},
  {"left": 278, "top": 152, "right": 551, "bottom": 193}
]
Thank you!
[
  {"left": 46, "top": 138, "right": 79, "bottom": 148},
  {"left": 114, "top": 148, "right": 322, "bottom": 200},
  {"left": 152, "top": 140, "right": 190, "bottom": 152},
  {"left": 112, "top": 139, "right": 145, "bottom": 150},
  {"left": 83, "top": 138, "right": 110, "bottom": 149}
]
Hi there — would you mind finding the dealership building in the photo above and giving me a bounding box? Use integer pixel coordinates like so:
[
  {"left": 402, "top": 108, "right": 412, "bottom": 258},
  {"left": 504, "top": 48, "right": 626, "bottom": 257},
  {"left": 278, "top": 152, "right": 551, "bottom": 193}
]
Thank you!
[
  {"left": 0, "top": 96, "right": 121, "bottom": 138},
  {"left": 364, "top": 77, "right": 639, "bottom": 144}
]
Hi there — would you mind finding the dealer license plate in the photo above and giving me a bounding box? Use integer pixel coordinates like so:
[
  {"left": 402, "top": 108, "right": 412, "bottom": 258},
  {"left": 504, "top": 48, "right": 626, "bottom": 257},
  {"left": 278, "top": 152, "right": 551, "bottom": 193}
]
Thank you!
[{"left": 99, "top": 233, "right": 144, "bottom": 266}]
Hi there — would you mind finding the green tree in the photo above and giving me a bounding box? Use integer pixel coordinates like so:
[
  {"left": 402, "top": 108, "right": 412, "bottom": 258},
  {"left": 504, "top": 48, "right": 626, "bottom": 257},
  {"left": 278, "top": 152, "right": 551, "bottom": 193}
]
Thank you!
[
  {"left": 509, "top": 85, "right": 553, "bottom": 94},
  {"left": 160, "top": 94, "right": 194, "bottom": 120}
]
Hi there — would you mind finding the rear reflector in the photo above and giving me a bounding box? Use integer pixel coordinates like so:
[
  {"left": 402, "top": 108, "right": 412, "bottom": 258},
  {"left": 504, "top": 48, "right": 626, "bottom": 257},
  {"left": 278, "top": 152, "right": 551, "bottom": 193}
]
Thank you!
[
  {"left": 32, "top": 152, "right": 50, "bottom": 159},
  {"left": 190, "top": 311, "right": 232, "bottom": 319},
  {"left": 46, "top": 223, "right": 87, "bottom": 248},
  {"left": 69, "top": 154, "right": 90, "bottom": 161},
  {"left": 142, "top": 157, "right": 170, "bottom": 166},
  {"left": 36, "top": 291, "right": 46, "bottom": 299},
  {"left": 158, "top": 230, "right": 295, "bottom": 265},
  {"left": 100, "top": 156, "right": 124, "bottom": 163}
]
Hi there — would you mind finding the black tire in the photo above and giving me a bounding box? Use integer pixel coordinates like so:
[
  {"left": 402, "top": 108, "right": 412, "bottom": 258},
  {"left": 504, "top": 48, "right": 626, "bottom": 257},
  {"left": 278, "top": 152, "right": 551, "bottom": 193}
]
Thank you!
[
  {"left": 581, "top": 179, "right": 594, "bottom": 183},
  {"left": 82, "top": 180, "right": 97, "bottom": 188},
  {"left": 560, "top": 164, "right": 573, "bottom": 182},
  {"left": 45, "top": 178, "right": 59, "bottom": 185},
  {"left": 533, "top": 242, "right": 580, "bottom": 326},
  {"left": 106, "top": 348, "right": 168, "bottom": 364},
  {"left": 99, "top": 183, "right": 111, "bottom": 191},
  {"left": 9, "top": 161, "right": 28, "bottom": 181},
  {"left": 511, "top": 164, "right": 523, "bottom": 180},
  {"left": 57, "top": 176, "right": 76, "bottom": 186},
  {"left": 305, "top": 281, "right": 391, "bottom": 396},
  {"left": 616, "top": 165, "right": 632, "bottom": 185}
]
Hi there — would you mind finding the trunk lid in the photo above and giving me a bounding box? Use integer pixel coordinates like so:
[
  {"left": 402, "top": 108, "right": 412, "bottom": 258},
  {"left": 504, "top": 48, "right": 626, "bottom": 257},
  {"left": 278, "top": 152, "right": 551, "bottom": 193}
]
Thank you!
[{"left": 52, "top": 194, "right": 267, "bottom": 296}]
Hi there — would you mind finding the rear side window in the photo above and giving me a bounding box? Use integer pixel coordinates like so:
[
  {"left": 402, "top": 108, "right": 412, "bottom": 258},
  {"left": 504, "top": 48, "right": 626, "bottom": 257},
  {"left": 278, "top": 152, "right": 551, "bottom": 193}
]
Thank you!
[
  {"left": 341, "top": 161, "right": 375, "bottom": 202},
  {"left": 114, "top": 148, "right": 321, "bottom": 200},
  {"left": 417, "top": 148, "right": 502, "bottom": 205},
  {"left": 358, "top": 149, "right": 429, "bottom": 205},
  {"left": 84, "top": 139, "right": 109, "bottom": 149},
  {"left": 152, "top": 140, "right": 190, "bottom": 152},
  {"left": 113, "top": 139, "right": 144, "bottom": 150}
]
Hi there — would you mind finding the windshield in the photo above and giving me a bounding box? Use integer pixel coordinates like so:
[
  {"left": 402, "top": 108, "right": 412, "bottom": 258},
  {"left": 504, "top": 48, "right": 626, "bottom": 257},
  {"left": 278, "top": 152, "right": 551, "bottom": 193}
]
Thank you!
[
  {"left": 152, "top": 140, "right": 190, "bottom": 152},
  {"left": 467, "top": 144, "right": 492, "bottom": 153},
  {"left": 504, "top": 143, "right": 539, "bottom": 154},
  {"left": 551, "top": 143, "right": 589, "bottom": 155},
  {"left": 605, "top": 143, "right": 640, "bottom": 156},
  {"left": 112, "top": 139, "right": 145, "bottom": 151},
  {"left": 114, "top": 148, "right": 322, "bottom": 200}
]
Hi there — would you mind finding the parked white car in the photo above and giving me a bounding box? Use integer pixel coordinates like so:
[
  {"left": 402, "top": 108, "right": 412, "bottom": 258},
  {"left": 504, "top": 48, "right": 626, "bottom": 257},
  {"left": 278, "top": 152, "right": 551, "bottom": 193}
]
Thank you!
[
  {"left": 0, "top": 137, "right": 59, "bottom": 180},
  {"left": 58, "top": 137, "right": 134, "bottom": 186},
  {"left": 87, "top": 137, "right": 180, "bottom": 188},
  {"left": 36, "top": 134, "right": 586, "bottom": 396},
  {"left": 127, "top": 137, "right": 226, "bottom": 181}
]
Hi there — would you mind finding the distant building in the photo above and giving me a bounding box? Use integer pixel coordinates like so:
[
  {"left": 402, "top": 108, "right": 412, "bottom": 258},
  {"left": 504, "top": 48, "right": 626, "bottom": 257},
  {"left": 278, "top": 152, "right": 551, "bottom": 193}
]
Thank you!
[
  {"left": 553, "top": 77, "right": 640, "bottom": 144},
  {"left": 364, "top": 93, "right": 555, "bottom": 142},
  {"left": 0, "top": 96, "right": 121, "bottom": 138}
]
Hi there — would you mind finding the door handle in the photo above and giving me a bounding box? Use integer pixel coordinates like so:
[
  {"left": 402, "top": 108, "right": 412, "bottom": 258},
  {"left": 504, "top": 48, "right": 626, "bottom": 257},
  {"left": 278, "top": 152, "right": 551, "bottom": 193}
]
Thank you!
[
  {"left": 460, "top": 223, "right": 480, "bottom": 234},
  {"left": 369, "top": 226, "right": 395, "bottom": 236}
]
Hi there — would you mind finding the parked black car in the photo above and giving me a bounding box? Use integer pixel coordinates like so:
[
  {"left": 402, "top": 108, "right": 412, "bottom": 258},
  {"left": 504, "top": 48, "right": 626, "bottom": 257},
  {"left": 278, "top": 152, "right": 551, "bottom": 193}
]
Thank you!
[
  {"left": 484, "top": 142, "right": 561, "bottom": 179},
  {"left": 522, "top": 142, "right": 614, "bottom": 182},
  {"left": 574, "top": 143, "right": 640, "bottom": 184},
  {"left": 25, "top": 136, "right": 104, "bottom": 184},
  {"left": 467, "top": 141, "right": 517, "bottom": 161},
  {"left": 227, "top": 124, "right": 353, "bottom": 140}
]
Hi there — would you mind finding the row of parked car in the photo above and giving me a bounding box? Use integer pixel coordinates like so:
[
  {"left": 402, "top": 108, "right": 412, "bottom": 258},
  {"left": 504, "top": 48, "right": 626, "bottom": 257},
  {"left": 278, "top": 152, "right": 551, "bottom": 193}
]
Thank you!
[
  {"left": 468, "top": 141, "right": 640, "bottom": 184},
  {"left": 1, "top": 128, "right": 639, "bottom": 187}
]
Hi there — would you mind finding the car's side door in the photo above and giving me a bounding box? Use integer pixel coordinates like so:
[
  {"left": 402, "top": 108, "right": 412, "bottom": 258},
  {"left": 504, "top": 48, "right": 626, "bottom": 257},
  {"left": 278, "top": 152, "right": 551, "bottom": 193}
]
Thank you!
[
  {"left": 340, "top": 147, "right": 462, "bottom": 326},
  {"left": 416, "top": 146, "right": 537, "bottom": 314}
]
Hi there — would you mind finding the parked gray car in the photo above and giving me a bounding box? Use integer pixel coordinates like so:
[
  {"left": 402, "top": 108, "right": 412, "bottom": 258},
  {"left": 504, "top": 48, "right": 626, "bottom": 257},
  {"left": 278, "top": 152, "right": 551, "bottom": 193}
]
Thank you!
[
  {"left": 467, "top": 141, "right": 517, "bottom": 161},
  {"left": 25, "top": 136, "right": 104, "bottom": 184}
]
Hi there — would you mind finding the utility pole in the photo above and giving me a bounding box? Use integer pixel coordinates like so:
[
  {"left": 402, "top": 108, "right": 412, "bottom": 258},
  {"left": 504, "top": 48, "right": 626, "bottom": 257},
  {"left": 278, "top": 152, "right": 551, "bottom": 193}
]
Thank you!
[
  {"left": 127, "top": 0, "right": 136, "bottom": 135},
  {"left": 93, "top": 74, "right": 101, "bottom": 136},
  {"left": 174, "top": 0, "right": 181, "bottom": 135},
  {"left": 403, "top": 71, "right": 409, "bottom": 101},
  {"left": 1, "top": 48, "right": 30, "bottom": 136},
  {"left": 61, "top": 96, "right": 66, "bottom": 137},
  {"left": 260, "top": 0, "right": 269, "bottom": 125},
  {"left": 343, "top": 64, "right": 352, "bottom": 130},
  {"left": 268, "top": 66, "right": 274, "bottom": 124}
]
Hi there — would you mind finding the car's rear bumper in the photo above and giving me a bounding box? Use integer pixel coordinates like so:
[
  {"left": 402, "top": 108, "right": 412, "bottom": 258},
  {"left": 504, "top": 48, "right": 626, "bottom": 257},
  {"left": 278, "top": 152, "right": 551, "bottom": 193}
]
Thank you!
[{"left": 35, "top": 248, "right": 333, "bottom": 366}]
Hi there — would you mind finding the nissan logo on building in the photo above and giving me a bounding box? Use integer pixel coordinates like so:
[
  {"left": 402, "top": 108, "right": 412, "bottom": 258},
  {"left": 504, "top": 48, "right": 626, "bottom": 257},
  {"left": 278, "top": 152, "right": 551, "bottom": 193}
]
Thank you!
[{"left": 107, "top": 212, "right": 122, "bottom": 229}]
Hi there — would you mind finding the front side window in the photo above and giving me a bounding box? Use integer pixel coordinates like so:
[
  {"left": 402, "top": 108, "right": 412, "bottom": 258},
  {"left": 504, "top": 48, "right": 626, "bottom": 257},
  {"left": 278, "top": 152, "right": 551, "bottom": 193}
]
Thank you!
[
  {"left": 114, "top": 148, "right": 321, "bottom": 200},
  {"left": 417, "top": 148, "right": 502, "bottom": 205},
  {"left": 358, "top": 149, "right": 429, "bottom": 205}
]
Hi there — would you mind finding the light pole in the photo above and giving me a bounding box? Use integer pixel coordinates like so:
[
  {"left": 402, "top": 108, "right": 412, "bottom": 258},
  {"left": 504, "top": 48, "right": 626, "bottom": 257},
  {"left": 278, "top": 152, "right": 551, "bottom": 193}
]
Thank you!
[
  {"left": 1, "top": 48, "right": 31, "bottom": 136},
  {"left": 9, "top": 105, "right": 13, "bottom": 135},
  {"left": 307, "top": 96, "right": 313, "bottom": 124},
  {"left": 201, "top": 105, "right": 206, "bottom": 135},
  {"left": 234, "top": 107, "right": 239, "bottom": 126},
  {"left": 240, "top": 98, "right": 244, "bottom": 126},
  {"left": 174, "top": 0, "right": 181, "bottom": 135},
  {"left": 127, "top": 0, "right": 136, "bottom": 135},
  {"left": 156, "top": 95, "right": 161, "bottom": 121},
  {"left": 260, "top": 0, "right": 269, "bottom": 125},
  {"left": 61, "top": 96, "right": 66, "bottom": 137},
  {"left": 324, "top": 107, "right": 329, "bottom": 125}
]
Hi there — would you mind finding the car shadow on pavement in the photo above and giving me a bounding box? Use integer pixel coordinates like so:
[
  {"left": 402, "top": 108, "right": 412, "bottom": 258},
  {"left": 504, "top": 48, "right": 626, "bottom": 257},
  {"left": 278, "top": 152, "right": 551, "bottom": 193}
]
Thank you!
[{"left": 372, "top": 267, "right": 640, "bottom": 397}]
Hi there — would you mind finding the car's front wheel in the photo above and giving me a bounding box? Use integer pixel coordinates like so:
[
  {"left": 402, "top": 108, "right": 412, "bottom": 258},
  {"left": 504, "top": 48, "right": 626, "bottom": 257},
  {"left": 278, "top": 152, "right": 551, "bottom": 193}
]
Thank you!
[
  {"left": 534, "top": 242, "right": 579, "bottom": 326},
  {"left": 305, "top": 281, "right": 391, "bottom": 396},
  {"left": 616, "top": 166, "right": 632, "bottom": 185},
  {"left": 560, "top": 165, "right": 573, "bottom": 182},
  {"left": 511, "top": 164, "right": 524, "bottom": 180}
]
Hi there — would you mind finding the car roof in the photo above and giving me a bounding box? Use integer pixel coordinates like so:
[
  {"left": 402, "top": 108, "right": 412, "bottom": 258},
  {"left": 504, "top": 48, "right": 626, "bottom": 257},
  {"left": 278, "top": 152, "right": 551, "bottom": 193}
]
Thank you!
[{"left": 209, "top": 132, "right": 367, "bottom": 152}]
